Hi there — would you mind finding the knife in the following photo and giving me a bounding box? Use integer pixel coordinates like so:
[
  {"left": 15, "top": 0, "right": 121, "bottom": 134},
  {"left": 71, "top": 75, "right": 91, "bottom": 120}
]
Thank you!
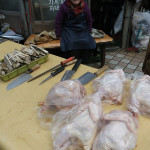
[
  {"left": 7, "top": 73, "right": 32, "bottom": 90},
  {"left": 7, "top": 64, "right": 40, "bottom": 90},
  {"left": 27, "top": 56, "right": 75, "bottom": 82},
  {"left": 61, "top": 59, "right": 82, "bottom": 81},
  {"left": 39, "top": 66, "right": 65, "bottom": 85},
  {"left": 78, "top": 65, "right": 108, "bottom": 85}
]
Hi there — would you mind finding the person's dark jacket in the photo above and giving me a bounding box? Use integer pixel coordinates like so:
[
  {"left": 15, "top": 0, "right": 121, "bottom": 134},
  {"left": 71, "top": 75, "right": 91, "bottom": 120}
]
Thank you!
[{"left": 55, "top": 0, "right": 92, "bottom": 38}]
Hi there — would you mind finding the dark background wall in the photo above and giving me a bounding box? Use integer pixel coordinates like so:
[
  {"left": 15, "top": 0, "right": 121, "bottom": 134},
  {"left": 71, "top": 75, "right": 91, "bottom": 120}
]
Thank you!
[
  {"left": 0, "top": 0, "right": 19, "bottom": 11},
  {"left": 91, "top": 0, "right": 125, "bottom": 35}
]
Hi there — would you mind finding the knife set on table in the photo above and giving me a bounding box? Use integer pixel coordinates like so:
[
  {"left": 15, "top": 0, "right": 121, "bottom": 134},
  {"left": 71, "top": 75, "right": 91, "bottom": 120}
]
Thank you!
[
  {"left": 39, "top": 58, "right": 82, "bottom": 85},
  {"left": 7, "top": 56, "right": 108, "bottom": 90},
  {"left": 37, "top": 57, "right": 108, "bottom": 85}
]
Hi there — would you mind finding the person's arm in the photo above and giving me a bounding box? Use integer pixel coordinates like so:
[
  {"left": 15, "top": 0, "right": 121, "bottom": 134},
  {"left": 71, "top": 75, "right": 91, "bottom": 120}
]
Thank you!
[
  {"left": 84, "top": 3, "right": 92, "bottom": 33},
  {"left": 55, "top": 5, "right": 65, "bottom": 38}
]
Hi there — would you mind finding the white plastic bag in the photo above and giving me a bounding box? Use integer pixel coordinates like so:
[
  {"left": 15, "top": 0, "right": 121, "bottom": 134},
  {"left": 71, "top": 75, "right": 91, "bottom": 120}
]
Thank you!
[
  {"left": 114, "top": 5, "right": 124, "bottom": 34},
  {"left": 131, "top": 11, "right": 150, "bottom": 49}
]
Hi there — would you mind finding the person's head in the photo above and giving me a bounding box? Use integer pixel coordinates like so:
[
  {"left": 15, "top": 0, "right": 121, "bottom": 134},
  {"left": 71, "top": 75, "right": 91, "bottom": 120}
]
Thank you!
[{"left": 69, "top": 0, "right": 81, "bottom": 6}]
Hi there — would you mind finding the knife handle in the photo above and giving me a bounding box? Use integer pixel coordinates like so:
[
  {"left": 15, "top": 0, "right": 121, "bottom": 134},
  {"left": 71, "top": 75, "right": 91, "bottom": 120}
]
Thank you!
[
  {"left": 51, "top": 66, "right": 65, "bottom": 77},
  {"left": 64, "top": 59, "right": 77, "bottom": 67},
  {"left": 61, "top": 57, "right": 75, "bottom": 66},
  {"left": 72, "top": 59, "right": 82, "bottom": 72},
  {"left": 95, "top": 65, "right": 108, "bottom": 76},
  {"left": 26, "top": 64, "right": 40, "bottom": 74}
]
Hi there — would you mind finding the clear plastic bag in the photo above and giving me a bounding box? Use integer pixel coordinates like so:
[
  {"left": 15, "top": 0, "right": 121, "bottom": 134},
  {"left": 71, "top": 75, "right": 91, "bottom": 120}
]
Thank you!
[
  {"left": 51, "top": 93, "right": 103, "bottom": 150},
  {"left": 92, "top": 69, "right": 127, "bottom": 104},
  {"left": 113, "top": 5, "right": 124, "bottom": 34},
  {"left": 37, "top": 80, "right": 86, "bottom": 129},
  {"left": 127, "top": 75, "right": 150, "bottom": 117},
  {"left": 93, "top": 110, "right": 139, "bottom": 150}
]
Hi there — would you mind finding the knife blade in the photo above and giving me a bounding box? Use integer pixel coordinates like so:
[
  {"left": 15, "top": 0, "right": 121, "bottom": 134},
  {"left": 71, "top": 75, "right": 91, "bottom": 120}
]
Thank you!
[
  {"left": 7, "top": 73, "right": 32, "bottom": 90},
  {"left": 78, "top": 65, "right": 108, "bottom": 85},
  {"left": 39, "top": 66, "right": 65, "bottom": 85},
  {"left": 27, "top": 56, "right": 75, "bottom": 82},
  {"left": 61, "top": 59, "right": 82, "bottom": 81},
  {"left": 7, "top": 64, "right": 40, "bottom": 90}
]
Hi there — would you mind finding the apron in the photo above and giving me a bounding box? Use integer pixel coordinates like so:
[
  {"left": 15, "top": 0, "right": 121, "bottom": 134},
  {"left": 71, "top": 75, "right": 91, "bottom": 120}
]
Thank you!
[{"left": 60, "top": 10, "right": 96, "bottom": 52}]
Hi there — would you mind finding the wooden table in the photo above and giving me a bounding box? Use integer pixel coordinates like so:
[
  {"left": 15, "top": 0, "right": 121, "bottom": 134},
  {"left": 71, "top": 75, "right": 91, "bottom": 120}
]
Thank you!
[
  {"left": 0, "top": 41, "right": 149, "bottom": 150},
  {"left": 25, "top": 34, "right": 113, "bottom": 67}
]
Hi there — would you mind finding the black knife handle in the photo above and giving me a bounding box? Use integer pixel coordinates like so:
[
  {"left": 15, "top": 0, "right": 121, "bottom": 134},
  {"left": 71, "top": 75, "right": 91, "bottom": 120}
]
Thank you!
[
  {"left": 72, "top": 59, "right": 82, "bottom": 72},
  {"left": 51, "top": 66, "right": 65, "bottom": 77}
]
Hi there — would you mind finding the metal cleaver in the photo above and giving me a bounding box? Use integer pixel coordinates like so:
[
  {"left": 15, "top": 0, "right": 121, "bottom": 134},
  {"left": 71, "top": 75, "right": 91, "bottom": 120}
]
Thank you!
[
  {"left": 61, "top": 59, "right": 82, "bottom": 81},
  {"left": 7, "top": 73, "right": 32, "bottom": 90},
  {"left": 7, "top": 64, "right": 40, "bottom": 90},
  {"left": 78, "top": 65, "right": 108, "bottom": 85}
]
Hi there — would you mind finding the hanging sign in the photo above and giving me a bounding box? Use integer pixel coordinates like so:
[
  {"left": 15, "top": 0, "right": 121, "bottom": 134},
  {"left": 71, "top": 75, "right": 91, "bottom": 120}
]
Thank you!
[{"left": 49, "top": 0, "right": 65, "bottom": 11}]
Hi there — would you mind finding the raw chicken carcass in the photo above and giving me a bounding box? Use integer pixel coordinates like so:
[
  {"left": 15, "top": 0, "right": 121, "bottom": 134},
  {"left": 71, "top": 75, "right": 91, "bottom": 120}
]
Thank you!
[
  {"left": 92, "top": 69, "right": 126, "bottom": 104},
  {"left": 128, "top": 75, "right": 150, "bottom": 117},
  {"left": 93, "top": 110, "right": 138, "bottom": 150},
  {"left": 45, "top": 80, "right": 86, "bottom": 110},
  {"left": 37, "top": 80, "right": 86, "bottom": 128},
  {"left": 51, "top": 93, "right": 103, "bottom": 150}
]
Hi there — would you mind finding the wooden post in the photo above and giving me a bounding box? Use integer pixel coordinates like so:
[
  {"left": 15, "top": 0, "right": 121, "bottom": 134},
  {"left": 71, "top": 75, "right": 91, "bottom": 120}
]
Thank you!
[
  {"left": 121, "top": 0, "right": 134, "bottom": 49},
  {"left": 18, "top": 0, "right": 29, "bottom": 38}
]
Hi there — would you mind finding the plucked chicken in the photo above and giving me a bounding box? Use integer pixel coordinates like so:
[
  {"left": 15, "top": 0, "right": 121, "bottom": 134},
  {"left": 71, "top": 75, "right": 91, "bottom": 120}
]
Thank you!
[
  {"left": 51, "top": 93, "right": 103, "bottom": 150},
  {"left": 128, "top": 75, "right": 150, "bottom": 117},
  {"left": 45, "top": 80, "right": 86, "bottom": 109},
  {"left": 38, "top": 80, "right": 86, "bottom": 128},
  {"left": 93, "top": 69, "right": 126, "bottom": 104},
  {"left": 93, "top": 110, "right": 138, "bottom": 150}
]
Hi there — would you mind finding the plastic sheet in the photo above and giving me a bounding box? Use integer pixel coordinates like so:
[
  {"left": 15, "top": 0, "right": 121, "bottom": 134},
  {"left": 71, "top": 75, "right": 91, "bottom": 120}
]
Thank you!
[{"left": 93, "top": 110, "right": 138, "bottom": 150}]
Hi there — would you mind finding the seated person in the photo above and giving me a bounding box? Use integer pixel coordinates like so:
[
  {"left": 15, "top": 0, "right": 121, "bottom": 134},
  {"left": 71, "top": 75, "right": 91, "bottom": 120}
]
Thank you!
[{"left": 55, "top": 0, "right": 96, "bottom": 64}]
